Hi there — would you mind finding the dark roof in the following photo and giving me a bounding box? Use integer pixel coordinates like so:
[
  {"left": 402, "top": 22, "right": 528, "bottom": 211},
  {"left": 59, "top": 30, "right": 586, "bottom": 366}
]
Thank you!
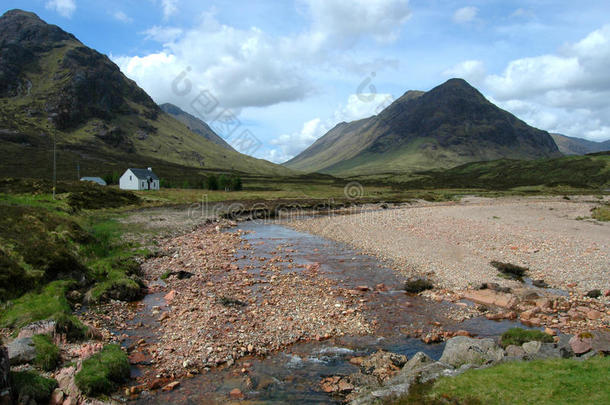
[{"left": 128, "top": 168, "right": 159, "bottom": 180}]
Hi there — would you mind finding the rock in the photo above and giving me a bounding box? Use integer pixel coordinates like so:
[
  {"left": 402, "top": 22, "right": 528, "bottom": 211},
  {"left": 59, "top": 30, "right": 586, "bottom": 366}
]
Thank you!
[
  {"left": 590, "top": 330, "right": 610, "bottom": 354},
  {"left": 544, "top": 327, "right": 557, "bottom": 336},
  {"left": 505, "top": 345, "right": 526, "bottom": 359},
  {"left": 557, "top": 334, "right": 575, "bottom": 358},
  {"left": 375, "top": 283, "right": 387, "bottom": 292},
  {"left": 162, "top": 381, "right": 180, "bottom": 391},
  {"left": 389, "top": 352, "right": 435, "bottom": 385},
  {"left": 585, "top": 289, "right": 601, "bottom": 298},
  {"left": 462, "top": 290, "right": 518, "bottom": 309},
  {"left": 567, "top": 309, "right": 585, "bottom": 321},
  {"left": 532, "top": 279, "right": 548, "bottom": 288},
  {"left": 404, "top": 278, "right": 433, "bottom": 293},
  {"left": 439, "top": 336, "right": 504, "bottom": 367},
  {"left": 55, "top": 366, "right": 79, "bottom": 397},
  {"left": 605, "top": 289, "right": 610, "bottom": 297},
  {"left": 360, "top": 350, "right": 408, "bottom": 382},
  {"left": 0, "top": 347, "right": 10, "bottom": 404},
  {"left": 338, "top": 380, "right": 354, "bottom": 393},
  {"left": 349, "top": 356, "right": 365, "bottom": 366},
  {"left": 7, "top": 337, "right": 36, "bottom": 365},
  {"left": 50, "top": 389, "right": 65, "bottom": 405},
  {"left": 522, "top": 341, "right": 541, "bottom": 355},
  {"left": 164, "top": 290, "right": 177, "bottom": 303},
  {"left": 158, "top": 312, "right": 170, "bottom": 322},
  {"left": 16, "top": 320, "right": 56, "bottom": 339},
  {"left": 229, "top": 388, "right": 244, "bottom": 399},
  {"left": 586, "top": 310, "right": 603, "bottom": 320},
  {"left": 569, "top": 335, "right": 593, "bottom": 355},
  {"left": 454, "top": 330, "right": 471, "bottom": 337},
  {"left": 355, "top": 286, "right": 371, "bottom": 292}
]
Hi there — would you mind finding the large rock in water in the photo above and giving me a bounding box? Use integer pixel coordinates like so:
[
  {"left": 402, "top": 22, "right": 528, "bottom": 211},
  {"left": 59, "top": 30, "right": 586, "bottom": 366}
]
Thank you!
[
  {"left": 439, "top": 336, "right": 504, "bottom": 367},
  {"left": 7, "top": 337, "right": 36, "bottom": 365}
]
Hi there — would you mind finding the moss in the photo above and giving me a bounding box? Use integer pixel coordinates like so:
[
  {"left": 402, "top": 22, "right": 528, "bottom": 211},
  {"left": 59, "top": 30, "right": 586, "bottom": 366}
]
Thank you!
[
  {"left": 10, "top": 371, "right": 58, "bottom": 403},
  {"left": 591, "top": 204, "right": 610, "bottom": 221},
  {"left": 490, "top": 261, "right": 528, "bottom": 281},
  {"left": 75, "top": 344, "right": 130, "bottom": 396},
  {"left": 404, "top": 278, "right": 434, "bottom": 293},
  {"left": 33, "top": 334, "right": 61, "bottom": 371},
  {"left": 500, "top": 328, "right": 554, "bottom": 348}
]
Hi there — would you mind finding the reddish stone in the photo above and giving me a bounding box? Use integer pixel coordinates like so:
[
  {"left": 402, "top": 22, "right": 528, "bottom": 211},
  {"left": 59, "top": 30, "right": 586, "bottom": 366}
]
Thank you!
[
  {"left": 162, "top": 381, "right": 180, "bottom": 392},
  {"left": 569, "top": 336, "right": 593, "bottom": 355},
  {"left": 229, "top": 388, "right": 245, "bottom": 399},
  {"left": 164, "top": 290, "right": 177, "bottom": 303},
  {"left": 355, "top": 286, "right": 371, "bottom": 292},
  {"left": 586, "top": 310, "right": 603, "bottom": 320}
]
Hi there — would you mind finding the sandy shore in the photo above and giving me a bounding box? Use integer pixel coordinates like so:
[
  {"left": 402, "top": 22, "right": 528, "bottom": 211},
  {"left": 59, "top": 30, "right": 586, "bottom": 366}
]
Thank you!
[{"left": 287, "top": 196, "right": 610, "bottom": 292}]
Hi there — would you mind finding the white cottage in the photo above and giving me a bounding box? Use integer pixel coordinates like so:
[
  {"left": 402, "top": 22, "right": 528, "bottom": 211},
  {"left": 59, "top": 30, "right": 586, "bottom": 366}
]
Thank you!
[{"left": 119, "top": 167, "right": 160, "bottom": 190}]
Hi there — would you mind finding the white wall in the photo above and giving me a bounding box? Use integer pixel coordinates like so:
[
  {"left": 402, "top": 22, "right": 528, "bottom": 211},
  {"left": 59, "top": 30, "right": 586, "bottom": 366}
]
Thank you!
[{"left": 119, "top": 169, "right": 141, "bottom": 190}]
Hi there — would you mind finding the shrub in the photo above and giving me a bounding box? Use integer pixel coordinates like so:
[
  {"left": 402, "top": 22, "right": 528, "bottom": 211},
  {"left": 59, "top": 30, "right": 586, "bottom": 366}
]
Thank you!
[
  {"left": 75, "top": 344, "right": 130, "bottom": 396},
  {"left": 490, "top": 261, "right": 528, "bottom": 280},
  {"left": 591, "top": 204, "right": 610, "bottom": 221},
  {"left": 206, "top": 174, "right": 219, "bottom": 190},
  {"left": 404, "top": 278, "right": 434, "bottom": 293},
  {"left": 500, "top": 328, "right": 554, "bottom": 348},
  {"left": 10, "top": 371, "right": 58, "bottom": 403},
  {"left": 33, "top": 334, "right": 60, "bottom": 371},
  {"left": 53, "top": 312, "right": 88, "bottom": 341}
]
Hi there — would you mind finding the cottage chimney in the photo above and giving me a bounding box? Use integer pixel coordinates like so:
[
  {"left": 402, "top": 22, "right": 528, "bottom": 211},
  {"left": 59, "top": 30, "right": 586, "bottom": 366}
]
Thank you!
[{"left": 147, "top": 167, "right": 152, "bottom": 171}]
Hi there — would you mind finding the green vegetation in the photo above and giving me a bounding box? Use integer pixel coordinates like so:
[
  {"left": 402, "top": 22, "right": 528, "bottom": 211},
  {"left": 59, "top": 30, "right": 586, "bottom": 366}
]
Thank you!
[
  {"left": 33, "top": 334, "right": 61, "bottom": 371},
  {"left": 592, "top": 204, "right": 610, "bottom": 221},
  {"left": 53, "top": 312, "right": 89, "bottom": 341},
  {"left": 10, "top": 371, "right": 58, "bottom": 404},
  {"left": 427, "top": 357, "right": 610, "bottom": 405},
  {"left": 500, "top": 328, "right": 554, "bottom": 348},
  {"left": 75, "top": 344, "right": 130, "bottom": 396},
  {"left": 404, "top": 278, "right": 434, "bottom": 293},
  {"left": 491, "top": 261, "right": 528, "bottom": 281}
]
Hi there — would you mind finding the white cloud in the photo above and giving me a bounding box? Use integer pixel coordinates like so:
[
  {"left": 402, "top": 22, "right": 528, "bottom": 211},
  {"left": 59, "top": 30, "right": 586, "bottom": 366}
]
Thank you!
[
  {"left": 453, "top": 6, "right": 478, "bottom": 24},
  {"left": 113, "top": 11, "right": 133, "bottom": 24},
  {"left": 479, "top": 25, "right": 610, "bottom": 141},
  {"left": 266, "top": 92, "right": 393, "bottom": 162},
  {"left": 443, "top": 60, "right": 486, "bottom": 84},
  {"left": 303, "top": 0, "right": 412, "bottom": 45},
  {"left": 142, "top": 26, "right": 183, "bottom": 43},
  {"left": 161, "top": 0, "right": 179, "bottom": 20},
  {"left": 45, "top": 0, "right": 76, "bottom": 18}
]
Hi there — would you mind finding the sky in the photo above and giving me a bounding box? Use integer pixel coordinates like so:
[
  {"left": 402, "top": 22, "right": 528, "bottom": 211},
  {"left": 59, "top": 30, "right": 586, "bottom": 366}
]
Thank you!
[{"left": 4, "top": 0, "right": 610, "bottom": 162}]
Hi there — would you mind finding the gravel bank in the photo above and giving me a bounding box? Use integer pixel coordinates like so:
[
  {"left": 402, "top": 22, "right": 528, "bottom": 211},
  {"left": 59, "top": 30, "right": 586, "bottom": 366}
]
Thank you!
[{"left": 288, "top": 196, "right": 609, "bottom": 292}]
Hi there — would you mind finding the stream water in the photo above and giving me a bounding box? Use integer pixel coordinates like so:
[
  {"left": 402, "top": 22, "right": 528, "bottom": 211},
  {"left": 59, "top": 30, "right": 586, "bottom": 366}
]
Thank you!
[{"left": 132, "top": 222, "right": 538, "bottom": 404}]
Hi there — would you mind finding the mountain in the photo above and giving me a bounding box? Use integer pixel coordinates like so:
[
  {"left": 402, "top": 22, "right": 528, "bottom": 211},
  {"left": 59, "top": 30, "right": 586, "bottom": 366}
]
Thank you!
[
  {"left": 0, "top": 9, "right": 290, "bottom": 180},
  {"left": 550, "top": 133, "right": 610, "bottom": 155},
  {"left": 159, "top": 103, "right": 235, "bottom": 151},
  {"left": 286, "top": 79, "right": 561, "bottom": 176}
]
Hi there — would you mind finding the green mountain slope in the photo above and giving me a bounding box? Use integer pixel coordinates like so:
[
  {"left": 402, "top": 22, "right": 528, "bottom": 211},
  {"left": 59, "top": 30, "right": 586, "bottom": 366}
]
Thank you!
[
  {"left": 399, "top": 153, "right": 610, "bottom": 190},
  {"left": 159, "top": 103, "right": 235, "bottom": 151},
  {"left": 550, "top": 133, "right": 610, "bottom": 155},
  {"left": 0, "top": 9, "right": 290, "bottom": 179},
  {"left": 286, "top": 79, "right": 561, "bottom": 176}
]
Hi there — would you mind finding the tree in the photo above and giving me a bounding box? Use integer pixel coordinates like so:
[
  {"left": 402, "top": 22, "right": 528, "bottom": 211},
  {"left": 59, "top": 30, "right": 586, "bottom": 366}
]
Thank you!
[
  {"left": 230, "top": 176, "right": 243, "bottom": 191},
  {"left": 218, "top": 174, "right": 229, "bottom": 191},
  {"left": 207, "top": 174, "right": 219, "bottom": 190}
]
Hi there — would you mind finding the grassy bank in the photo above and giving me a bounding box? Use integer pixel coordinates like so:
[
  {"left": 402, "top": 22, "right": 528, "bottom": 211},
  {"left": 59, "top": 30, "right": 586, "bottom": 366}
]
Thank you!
[{"left": 388, "top": 356, "right": 610, "bottom": 405}]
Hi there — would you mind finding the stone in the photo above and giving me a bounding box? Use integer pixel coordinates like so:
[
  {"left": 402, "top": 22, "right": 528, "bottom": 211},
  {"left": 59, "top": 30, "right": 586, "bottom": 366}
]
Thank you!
[
  {"left": 337, "top": 380, "right": 354, "bottom": 392},
  {"left": 462, "top": 290, "right": 518, "bottom": 309},
  {"left": 164, "top": 290, "right": 177, "bottom": 303},
  {"left": 7, "top": 337, "right": 36, "bottom": 365},
  {"left": 229, "top": 388, "right": 244, "bottom": 399},
  {"left": 590, "top": 330, "right": 610, "bottom": 354},
  {"left": 50, "top": 389, "right": 65, "bottom": 405},
  {"left": 544, "top": 327, "right": 557, "bottom": 336},
  {"left": 586, "top": 310, "right": 603, "bottom": 320},
  {"left": 55, "top": 367, "right": 79, "bottom": 397},
  {"left": 162, "top": 381, "right": 180, "bottom": 391},
  {"left": 439, "top": 336, "right": 504, "bottom": 367},
  {"left": 505, "top": 345, "right": 526, "bottom": 359},
  {"left": 360, "top": 350, "right": 408, "bottom": 382},
  {"left": 16, "top": 320, "right": 56, "bottom": 339},
  {"left": 557, "top": 334, "right": 575, "bottom": 358},
  {"left": 522, "top": 341, "right": 541, "bottom": 355},
  {"left": 569, "top": 335, "right": 593, "bottom": 355}
]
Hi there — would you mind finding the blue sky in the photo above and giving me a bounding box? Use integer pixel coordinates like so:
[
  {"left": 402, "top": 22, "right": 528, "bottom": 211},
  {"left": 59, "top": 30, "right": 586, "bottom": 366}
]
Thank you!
[{"left": 4, "top": 0, "right": 610, "bottom": 161}]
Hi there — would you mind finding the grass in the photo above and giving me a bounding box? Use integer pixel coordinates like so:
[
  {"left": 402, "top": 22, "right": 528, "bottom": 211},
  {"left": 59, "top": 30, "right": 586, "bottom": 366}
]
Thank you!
[
  {"left": 0, "top": 281, "right": 73, "bottom": 329},
  {"left": 592, "top": 204, "right": 610, "bottom": 221},
  {"left": 500, "top": 328, "right": 554, "bottom": 348},
  {"left": 10, "top": 371, "right": 58, "bottom": 404},
  {"left": 75, "top": 344, "right": 130, "bottom": 396},
  {"left": 427, "top": 356, "right": 610, "bottom": 405},
  {"left": 33, "top": 334, "right": 61, "bottom": 371}
]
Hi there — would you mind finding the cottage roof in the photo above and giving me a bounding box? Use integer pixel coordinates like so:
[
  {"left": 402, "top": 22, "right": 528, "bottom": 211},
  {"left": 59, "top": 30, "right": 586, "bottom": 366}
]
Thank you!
[{"left": 128, "top": 168, "right": 159, "bottom": 180}]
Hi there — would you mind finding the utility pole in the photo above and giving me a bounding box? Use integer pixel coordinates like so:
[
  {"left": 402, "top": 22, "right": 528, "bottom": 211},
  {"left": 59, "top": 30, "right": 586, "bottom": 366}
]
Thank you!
[{"left": 52, "top": 133, "right": 56, "bottom": 200}]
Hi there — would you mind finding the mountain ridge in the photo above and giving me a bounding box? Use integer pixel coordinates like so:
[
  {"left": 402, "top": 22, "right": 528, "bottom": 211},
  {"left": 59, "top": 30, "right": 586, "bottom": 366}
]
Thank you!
[
  {"left": 550, "top": 133, "right": 610, "bottom": 155},
  {"left": 0, "top": 9, "right": 290, "bottom": 179},
  {"left": 286, "top": 78, "right": 561, "bottom": 176}
]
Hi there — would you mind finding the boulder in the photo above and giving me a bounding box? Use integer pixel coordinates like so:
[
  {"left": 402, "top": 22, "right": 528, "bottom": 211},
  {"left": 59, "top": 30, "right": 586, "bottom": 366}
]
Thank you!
[
  {"left": 389, "top": 352, "right": 435, "bottom": 385},
  {"left": 591, "top": 330, "right": 610, "bottom": 354},
  {"left": 0, "top": 347, "right": 10, "bottom": 404},
  {"left": 504, "top": 345, "right": 526, "bottom": 359},
  {"left": 557, "top": 334, "right": 575, "bottom": 358},
  {"left": 359, "top": 350, "right": 407, "bottom": 383},
  {"left": 569, "top": 335, "right": 593, "bottom": 355},
  {"left": 16, "top": 320, "right": 56, "bottom": 339},
  {"left": 439, "top": 336, "right": 504, "bottom": 367},
  {"left": 7, "top": 337, "right": 36, "bottom": 365},
  {"left": 522, "top": 342, "right": 561, "bottom": 360}
]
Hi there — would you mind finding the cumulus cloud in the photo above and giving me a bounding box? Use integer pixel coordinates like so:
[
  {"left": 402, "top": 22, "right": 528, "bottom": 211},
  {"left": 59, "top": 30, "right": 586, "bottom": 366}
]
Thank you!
[
  {"left": 443, "top": 60, "right": 486, "bottom": 84},
  {"left": 45, "top": 0, "right": 76, "bottom": 18},
  {"left": 116, "top": 1, "right": 411, "bottom": 113},
  {"left": 453, "top": 6, "right": 478, "bottom": 24},
  {"left": 467, "top": 25, "right": 610, "bottom": 141},
  {"left": 266, "top": 92, "right": 393, "bottom": 162},
  {"left": 113, "top": 11, "right": 133, "bottom": 24}
]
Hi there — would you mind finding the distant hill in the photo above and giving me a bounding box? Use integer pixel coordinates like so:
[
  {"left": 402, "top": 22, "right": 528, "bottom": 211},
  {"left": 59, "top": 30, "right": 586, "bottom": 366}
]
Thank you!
[
  {"left": 550, "top": 133, "right": 610, "bottom": 155},
  {"left": 398, "top": 153, "right": 610, "bottom": 190},
  {"left": 159, "top": 103, "right": 235, "bottom": 151},
  {"left": 0, "top": 9, "right": 290, "bottom": 180},
  {"left": 286, "top": 79, "right": 561, "bottom": 176}
]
